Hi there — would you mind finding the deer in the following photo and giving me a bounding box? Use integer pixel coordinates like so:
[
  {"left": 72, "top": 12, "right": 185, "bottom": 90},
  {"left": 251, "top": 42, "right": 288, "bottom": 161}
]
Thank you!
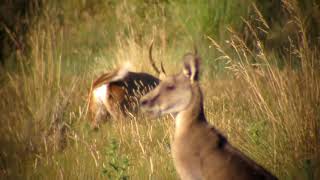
[
  {"left": 140, "top": 49, "right": 278, "bottom": 180},
  {"left": 88, "top": 41, "right": 166, "bottom": 129}
]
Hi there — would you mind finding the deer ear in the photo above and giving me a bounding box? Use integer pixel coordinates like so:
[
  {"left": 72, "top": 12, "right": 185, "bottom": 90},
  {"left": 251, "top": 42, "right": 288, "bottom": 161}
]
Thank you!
[{"left": 183, "top": 54, "right": 200, "bottom": 83}]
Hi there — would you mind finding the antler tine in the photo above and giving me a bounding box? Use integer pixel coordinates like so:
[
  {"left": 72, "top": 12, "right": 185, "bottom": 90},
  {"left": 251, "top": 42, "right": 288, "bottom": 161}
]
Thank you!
[
  {"left": 160, "top": 61, "right": 166, "bottom": 75},
  {"left": 149, "top": 40, "right": 160, "bottom": 74}
]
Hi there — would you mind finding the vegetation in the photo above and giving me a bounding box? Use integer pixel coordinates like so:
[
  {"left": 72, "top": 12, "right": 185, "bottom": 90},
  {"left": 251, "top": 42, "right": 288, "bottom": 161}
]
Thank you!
[{"left": 0, "top": 0, "right": 319, "bottom": 179}]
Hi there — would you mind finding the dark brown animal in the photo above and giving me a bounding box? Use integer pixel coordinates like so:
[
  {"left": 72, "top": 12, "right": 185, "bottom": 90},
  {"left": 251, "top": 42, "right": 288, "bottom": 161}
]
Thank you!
[{"left": 88, "top": 42, "right": 165, "bottom": 129}]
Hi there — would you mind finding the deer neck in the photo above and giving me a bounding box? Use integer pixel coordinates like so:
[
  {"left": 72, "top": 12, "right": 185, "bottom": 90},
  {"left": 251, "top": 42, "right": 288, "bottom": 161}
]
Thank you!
[{"left": 175, "top": 83, "right": 206, "bottom": 135}]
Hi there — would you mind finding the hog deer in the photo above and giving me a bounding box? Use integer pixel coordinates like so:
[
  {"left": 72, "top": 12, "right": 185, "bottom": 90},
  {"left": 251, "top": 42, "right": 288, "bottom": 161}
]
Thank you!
[
  {"left": 140, "top": 50, "right": 277, "bottom": 180},
  {"left": 88, "top": 42, "right": 165, "bottom": 129}
]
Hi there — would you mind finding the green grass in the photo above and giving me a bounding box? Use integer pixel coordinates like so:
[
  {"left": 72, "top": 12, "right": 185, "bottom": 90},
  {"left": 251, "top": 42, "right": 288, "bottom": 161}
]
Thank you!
[{"left": 0, "top": 0, "right": 319, "bottom": 179}]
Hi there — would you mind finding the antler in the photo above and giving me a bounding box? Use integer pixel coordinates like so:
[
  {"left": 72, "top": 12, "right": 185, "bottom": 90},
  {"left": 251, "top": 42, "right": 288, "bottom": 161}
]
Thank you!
[
  {"left": 160, "top": 62, "right": 166, "bottom": 75},
  {"left": 149, "top": 40, "right": 160, "bottom": 74},
  {"left": 149, "top": 40, "right": 166, "bottom": 75}
]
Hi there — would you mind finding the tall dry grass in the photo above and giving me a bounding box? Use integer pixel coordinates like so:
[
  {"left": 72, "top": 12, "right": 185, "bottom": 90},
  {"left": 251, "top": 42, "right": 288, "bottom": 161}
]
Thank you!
[
  {"left": 0, "top": 0, "right": 319, "bottom": 179},
  {"left": 207, "top": 1, "right": 320, "bottom": 178},
  {"left": 0, "top": 1, "right": 177, "bottom": 179}
]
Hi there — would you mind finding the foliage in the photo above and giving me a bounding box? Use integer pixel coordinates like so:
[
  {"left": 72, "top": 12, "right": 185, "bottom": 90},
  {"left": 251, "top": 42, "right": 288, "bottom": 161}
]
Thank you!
[{"left": 102, "top": 138, "right": 130, "bottom": 179}]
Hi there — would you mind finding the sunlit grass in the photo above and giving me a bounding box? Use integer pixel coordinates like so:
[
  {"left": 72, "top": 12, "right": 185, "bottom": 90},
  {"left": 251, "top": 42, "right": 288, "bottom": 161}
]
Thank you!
[{"left": 0, "top": 0, "right": 319, "bottom": 179}]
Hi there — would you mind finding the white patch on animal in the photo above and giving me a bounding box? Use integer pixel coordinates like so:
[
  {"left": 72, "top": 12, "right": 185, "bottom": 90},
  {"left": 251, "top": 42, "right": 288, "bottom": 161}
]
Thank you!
[
  {"left": 93, "top": 84, "right": 108, "bottom": 105},
  {"left": 111, "top": 62, "right": 131, "bottom": 82}
]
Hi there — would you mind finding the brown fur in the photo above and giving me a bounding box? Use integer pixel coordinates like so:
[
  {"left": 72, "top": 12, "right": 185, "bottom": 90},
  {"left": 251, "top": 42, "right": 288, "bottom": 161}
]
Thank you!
[
  {"left": 88, "top": 70, "right": 159, "bottom": 129},
  {"left": 88, "top": 41, "right": 164, "bottom": 129},
  {"left": 140, "top": 52, "right": 278, "bottom": 180}
]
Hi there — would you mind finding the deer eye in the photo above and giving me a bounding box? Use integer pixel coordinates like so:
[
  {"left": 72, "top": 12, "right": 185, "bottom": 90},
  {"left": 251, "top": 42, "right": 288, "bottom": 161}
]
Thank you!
[{"left": 166, "top": 84, "right": 175, "bottom": 91}]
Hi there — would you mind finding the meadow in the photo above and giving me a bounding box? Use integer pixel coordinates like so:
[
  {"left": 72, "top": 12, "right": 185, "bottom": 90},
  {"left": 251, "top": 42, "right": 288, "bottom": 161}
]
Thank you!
[{"left": 0, "top": 0, "right": 319, "bottom": 179}]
